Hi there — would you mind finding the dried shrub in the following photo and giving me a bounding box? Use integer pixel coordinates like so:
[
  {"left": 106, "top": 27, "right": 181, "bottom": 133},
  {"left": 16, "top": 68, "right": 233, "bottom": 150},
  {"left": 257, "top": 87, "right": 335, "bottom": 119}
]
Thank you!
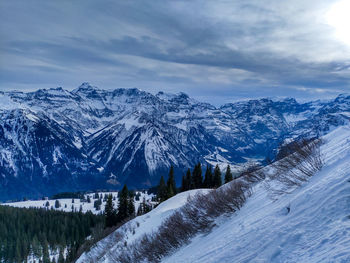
[
  {"left": 116, "top": 177, "right": 255, "bottom": 263},
  {"left": 239, "top": 164, "right": 265, "bottom": 184},
  {"left": 265, "top": 138, "right": 324, "bottom": 196},
  {"left": 90, "top": 138, "right": 323, "bottom": 262}
]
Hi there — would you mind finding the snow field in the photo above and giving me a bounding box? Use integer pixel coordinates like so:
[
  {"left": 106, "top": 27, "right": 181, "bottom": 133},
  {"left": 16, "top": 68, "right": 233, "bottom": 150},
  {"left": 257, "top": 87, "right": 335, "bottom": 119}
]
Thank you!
[{"left": 2, "top": 191, "right": 155, "bottom": 215}]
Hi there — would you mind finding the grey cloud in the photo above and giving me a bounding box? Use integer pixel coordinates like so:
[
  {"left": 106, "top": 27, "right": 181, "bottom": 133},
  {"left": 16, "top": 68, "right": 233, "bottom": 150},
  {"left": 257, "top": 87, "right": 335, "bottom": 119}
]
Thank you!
[{"left": 0, "top": 0, "right": 349, "bottom": 103}]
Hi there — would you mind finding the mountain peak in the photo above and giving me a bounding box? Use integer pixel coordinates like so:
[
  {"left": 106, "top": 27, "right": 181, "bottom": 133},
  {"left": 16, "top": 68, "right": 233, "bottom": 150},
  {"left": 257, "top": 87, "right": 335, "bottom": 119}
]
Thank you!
[
  {"left": 73, "top": 82, "right": 100, "bottom": 94},
  {"left": 156, "top": 91, "right": 190, "bottom": 102},
  {"left": 335, "top": 93, "right": 350, "bottom": 102}
]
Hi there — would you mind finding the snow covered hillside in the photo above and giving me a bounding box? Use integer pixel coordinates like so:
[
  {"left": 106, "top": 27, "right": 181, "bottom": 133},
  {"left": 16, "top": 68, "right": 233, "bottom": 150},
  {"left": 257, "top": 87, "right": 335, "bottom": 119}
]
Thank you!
[
  {"left": 1, "top": 191, "right": 155, "bottom": 215},
  {"left": 77, "top": 189, "right": 210, "bottom": 262},
  {"left": 78, "top": 124, "right": 350, "bottom": 262},
  {"left": 163, "top": 125, "right": 350, "bottom": 263}
]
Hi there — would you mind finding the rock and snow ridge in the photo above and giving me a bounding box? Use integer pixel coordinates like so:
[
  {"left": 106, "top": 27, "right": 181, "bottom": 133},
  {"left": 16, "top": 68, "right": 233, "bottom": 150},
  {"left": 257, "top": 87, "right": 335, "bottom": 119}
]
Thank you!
[
  {"left": 0, "top": 83, "right": 349, "bottom": 200},
  {"left": 78, "top": 124, "right": 350, "bottom": 263}
]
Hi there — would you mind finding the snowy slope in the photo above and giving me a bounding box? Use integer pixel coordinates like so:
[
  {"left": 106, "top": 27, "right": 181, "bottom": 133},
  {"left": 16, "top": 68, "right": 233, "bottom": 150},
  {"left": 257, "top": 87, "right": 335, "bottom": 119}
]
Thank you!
[
  {"left": 78, "top": 124, "right": 350, "bottom": 263},
  {"left": 77, "top": 189, "right": 210, "bottom": 263},
  {"left": 163, "top": 125, "right": 350, "bottom": 263}
]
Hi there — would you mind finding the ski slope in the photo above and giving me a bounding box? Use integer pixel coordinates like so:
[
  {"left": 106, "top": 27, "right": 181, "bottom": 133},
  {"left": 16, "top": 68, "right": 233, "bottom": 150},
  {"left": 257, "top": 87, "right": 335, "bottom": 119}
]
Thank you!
[{"left": 163, "top": 125, "right": 350, "bottom": 263}]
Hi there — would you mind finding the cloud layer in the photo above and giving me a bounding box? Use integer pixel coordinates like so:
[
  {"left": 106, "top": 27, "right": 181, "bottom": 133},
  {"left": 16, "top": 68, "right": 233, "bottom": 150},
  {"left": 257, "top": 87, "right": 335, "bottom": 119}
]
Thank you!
[{"left": 1, "top": 0, "right": 349, "bottom": 104}]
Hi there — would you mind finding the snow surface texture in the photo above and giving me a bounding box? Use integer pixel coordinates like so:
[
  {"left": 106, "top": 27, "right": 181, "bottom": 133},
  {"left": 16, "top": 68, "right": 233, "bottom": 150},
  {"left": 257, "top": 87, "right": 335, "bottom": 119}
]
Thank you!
[{"left": 78, "top": 124, "right": 350, "bottom": 263}]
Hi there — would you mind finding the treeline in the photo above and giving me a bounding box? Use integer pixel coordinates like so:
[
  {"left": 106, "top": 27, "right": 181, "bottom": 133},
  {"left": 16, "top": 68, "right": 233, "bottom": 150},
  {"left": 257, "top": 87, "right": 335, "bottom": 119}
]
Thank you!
[
  {"left": 76, "top": 185, "right": 154, "bottom": 260},
  {"left": 157, "top": 163, "right": 234, "bottom": 203},
  {"left": 104, "top": 184, "right": 135, "bottom": 228},
  {"left": 0, "top": 185, "right": 153, "bottom": 263},
  {"left": 117, "top": 168, "right": 258, "bottom": 262},
  {"left": 0, "top": 205, "right": 103, "bottom": 263},
  {"left": 50, "top": 192, "right": 85, "bottom": 200}
]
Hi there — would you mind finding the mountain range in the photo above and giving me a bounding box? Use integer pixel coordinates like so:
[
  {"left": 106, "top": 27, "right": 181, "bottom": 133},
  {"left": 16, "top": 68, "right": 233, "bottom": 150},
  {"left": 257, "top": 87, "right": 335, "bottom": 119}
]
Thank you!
[{"left": 0, "top": 83, "right": 349, "bottom": 201}]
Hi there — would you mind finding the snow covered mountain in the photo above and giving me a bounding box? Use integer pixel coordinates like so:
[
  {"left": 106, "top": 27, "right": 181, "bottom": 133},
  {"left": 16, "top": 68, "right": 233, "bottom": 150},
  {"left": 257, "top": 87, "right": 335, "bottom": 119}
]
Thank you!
[
  {"left": 77, "top": 123, "right": 350, "bottom": 263},
  {"left": 0, "top": 83, "right": 349, "bottom": 200}
]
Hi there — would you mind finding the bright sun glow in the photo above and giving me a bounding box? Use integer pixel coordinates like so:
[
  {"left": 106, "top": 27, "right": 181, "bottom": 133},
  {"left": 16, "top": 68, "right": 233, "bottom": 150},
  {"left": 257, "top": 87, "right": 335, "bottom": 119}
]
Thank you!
[{"left": 327, "top": 0, "right": 350, "bottom": 45}]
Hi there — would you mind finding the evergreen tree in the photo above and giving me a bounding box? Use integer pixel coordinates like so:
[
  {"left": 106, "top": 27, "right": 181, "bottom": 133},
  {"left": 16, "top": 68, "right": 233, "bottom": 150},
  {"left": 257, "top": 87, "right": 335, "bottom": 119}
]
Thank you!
[
  {"left": 137, "top": 205, "right": 142, "bottom": 216},
  {"left": 213, "top": 164, "right": 222, "bottom": 188},
  {"left": 203, "top": 165, "right": 213, "bottom": 188},
  {"left": 42, "top": 241, "right": 50, "bottom": 263},
  {"left": 127, "top": 191, "right": 135, "bottom": 217},
  {"left": 117, "top": 184, "right": 129, "bottom": 221},
  {"left": 157, "top": 176, "right": 168, "bottom": 202},
  {"left": 0, "top": 205, "right": 103, "bottom": 263},
  {"left": 58, "top": 248, "right": 65, "bottom": 263},
  {"left": 55, "top": 200, "right": 60, "bottom": 209},
  {"left": 32, "top": 236, "right": 41, "bottom": 257},
  {"left": 135, "top": 192, "right": 141, "bottom": 201},
  {"left": 180, "top": 174, "right": 187, "bottom": 192},
  {"left": 185, "top": 168, "right": 192, "bottom": 190},
  {"left": 224, "top": 165, "right": 233, "bottom": 183},
  {"left": 94, "top": 199, "right": 102, "bottom": 211},
  {"left": 87, "top": 195, "right": 91, "bottom": 203},
  {"left": 192, "top": 162, "right": 203, "bottom": 188},
  {"left": 166, "top": 165, "right": 177, "bottom": 198},
  {"left": 137, "top": 197, "right": 151, "bottom": 216},
  {"left": 15, "top": 239, "right": 21, "bottom": 263},
  {"left": 105, "top": 194, "right": 116, "bottom": 228},
  {"left": 142, "top": 197, "right": 151, "bottom": 214}
]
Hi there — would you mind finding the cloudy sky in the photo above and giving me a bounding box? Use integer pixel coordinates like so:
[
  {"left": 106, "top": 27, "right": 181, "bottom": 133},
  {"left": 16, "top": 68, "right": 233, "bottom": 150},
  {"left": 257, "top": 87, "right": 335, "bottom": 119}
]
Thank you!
[{"left": 1, "top": 0, "right": 350, "bottom": 104}]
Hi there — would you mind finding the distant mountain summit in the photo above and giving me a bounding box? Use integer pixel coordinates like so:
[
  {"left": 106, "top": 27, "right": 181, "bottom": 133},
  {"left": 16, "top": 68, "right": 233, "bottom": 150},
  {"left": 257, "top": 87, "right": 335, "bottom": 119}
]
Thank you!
[{"left": 0, "top": 83, "right": 349, "bottom": 200}]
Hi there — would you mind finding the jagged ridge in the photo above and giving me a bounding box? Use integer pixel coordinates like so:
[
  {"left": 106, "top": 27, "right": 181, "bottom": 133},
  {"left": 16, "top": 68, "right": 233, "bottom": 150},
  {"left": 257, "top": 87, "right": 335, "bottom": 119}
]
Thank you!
[{"left": 0, "top": 83, "right": 349, "bottom": 200}]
